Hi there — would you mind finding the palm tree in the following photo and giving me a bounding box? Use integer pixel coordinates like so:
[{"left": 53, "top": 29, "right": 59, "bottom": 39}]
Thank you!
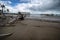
[
  {"left": 7, "top": 9, "right": 9, "bottom": 12},
  {"left": 1, "top": 4, "right": 5, "bottom": 13}
]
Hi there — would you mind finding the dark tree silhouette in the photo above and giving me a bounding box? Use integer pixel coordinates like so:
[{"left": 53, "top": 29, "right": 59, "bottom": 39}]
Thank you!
[
  {"left": 1, "top": 4, "right": 5, "bottom": 13},
  {"left": 7, "top": 9, "right": 9, "bottom": 12}
]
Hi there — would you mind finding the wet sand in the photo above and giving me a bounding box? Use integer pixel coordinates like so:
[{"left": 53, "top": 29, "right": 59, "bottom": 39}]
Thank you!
[{"left": 1, "top": 19, "right": 60, "bottom": 40}]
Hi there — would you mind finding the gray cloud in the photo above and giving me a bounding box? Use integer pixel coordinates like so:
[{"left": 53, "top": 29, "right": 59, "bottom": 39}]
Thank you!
[
  {"left": 29, "top": 0, "right": 60, "bottom": 12},
  {"left": 0, "top": 0, "right": 60, "bottom": 14}
]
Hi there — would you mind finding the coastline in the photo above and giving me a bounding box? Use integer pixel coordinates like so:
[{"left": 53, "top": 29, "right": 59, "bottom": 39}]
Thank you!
[{"left": 25, "top": 15, "right": 60, "bottom": 23}]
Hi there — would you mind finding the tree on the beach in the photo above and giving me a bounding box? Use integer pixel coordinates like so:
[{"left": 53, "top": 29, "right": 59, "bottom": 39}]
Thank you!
[
  {"left": 18, "top": 12, "right": 24, "bottom": 20},
  {"left": 7, "top": 9, "right": 9, "bottom": 12},
  {"left": 18, "top": 12, "right": 21, "bottom": 15},
  {"left": 1, "top": 4, "right": 5, "bottom": 13}
]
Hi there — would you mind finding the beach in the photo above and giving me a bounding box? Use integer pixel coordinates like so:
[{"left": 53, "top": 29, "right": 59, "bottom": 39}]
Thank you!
[
  {"left": 1, "top": 19, "right": 60, "bottom": 40},
  {"left": 0, "top": 0, "right": 60, "bottom": 40}
]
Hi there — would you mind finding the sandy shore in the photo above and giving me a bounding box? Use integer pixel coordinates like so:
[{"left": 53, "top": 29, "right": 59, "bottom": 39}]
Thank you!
[{"left": 1, "top": 19, "right": 60, "bottom": 40}]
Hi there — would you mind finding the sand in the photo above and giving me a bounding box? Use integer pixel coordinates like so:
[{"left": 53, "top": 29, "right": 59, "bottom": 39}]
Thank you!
[{"left": 1, "top": 19, "right": 60, "bottom": 40}]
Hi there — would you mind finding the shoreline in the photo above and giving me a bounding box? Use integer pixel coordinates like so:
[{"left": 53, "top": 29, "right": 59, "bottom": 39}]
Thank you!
[{"left": 25, "top": 18, "right": 60, "bottom": 23}]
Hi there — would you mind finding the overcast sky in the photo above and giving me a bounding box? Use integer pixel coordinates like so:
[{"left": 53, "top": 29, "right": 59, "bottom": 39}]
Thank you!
[{"left": 0, "top": 0, "right": 60, "bottom": 14}]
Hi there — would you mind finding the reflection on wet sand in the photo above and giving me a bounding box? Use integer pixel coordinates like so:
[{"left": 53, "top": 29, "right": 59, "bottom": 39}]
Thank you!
[{"left": 1, "top": 19, "right": 60, "bottom": 40}]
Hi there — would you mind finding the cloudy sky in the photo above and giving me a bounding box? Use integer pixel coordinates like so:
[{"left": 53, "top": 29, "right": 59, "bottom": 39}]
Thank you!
[{"left": 0, "top": 0, "right": 60, "bottom": 14}]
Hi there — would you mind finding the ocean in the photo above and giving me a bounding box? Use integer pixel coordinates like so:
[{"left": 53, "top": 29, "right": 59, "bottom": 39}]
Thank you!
[{"left": 26, "top": 14, "right": 60, "bottom": 22}]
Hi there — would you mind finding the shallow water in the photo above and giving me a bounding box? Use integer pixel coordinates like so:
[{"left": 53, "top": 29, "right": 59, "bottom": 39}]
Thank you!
[{"left": 26, "top": 14, "right": 60, "bottom": 22}]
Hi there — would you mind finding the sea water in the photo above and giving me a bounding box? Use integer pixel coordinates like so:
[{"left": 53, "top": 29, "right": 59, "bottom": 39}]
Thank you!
[{"left": 26, "top": 14, "right": 60, "bottom": 22}]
